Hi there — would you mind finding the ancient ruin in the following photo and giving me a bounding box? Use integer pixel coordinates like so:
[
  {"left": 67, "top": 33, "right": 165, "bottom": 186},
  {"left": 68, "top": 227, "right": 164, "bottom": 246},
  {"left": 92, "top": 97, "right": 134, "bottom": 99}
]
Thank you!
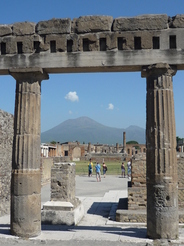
[
  {"left": 0, "top": 14, "right": 184, "bottom": 239},
  {"left": 41, "top": 162, "right": 84, "bottom": 225}
]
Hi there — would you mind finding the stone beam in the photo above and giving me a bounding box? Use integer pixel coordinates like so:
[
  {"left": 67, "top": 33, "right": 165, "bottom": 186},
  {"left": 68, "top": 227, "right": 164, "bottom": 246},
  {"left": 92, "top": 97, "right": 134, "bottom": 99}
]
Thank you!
[
  {"left": 9, "top": 68, "right": 49, "bottom": 238},
  {"left": 142, "top": 63, "right": 178, "bottom": 239},
  {"left": 1, "top": 50, "right": 184, "bottom": 75}
]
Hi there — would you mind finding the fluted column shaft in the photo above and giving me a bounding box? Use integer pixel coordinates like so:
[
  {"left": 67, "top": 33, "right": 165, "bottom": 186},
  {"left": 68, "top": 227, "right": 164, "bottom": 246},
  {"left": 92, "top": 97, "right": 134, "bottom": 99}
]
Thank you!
[
  {"left": 9, "top": 68, "right": 48, "bottom": 238},
  {"left": 142, "top": 63, "right": 178, "bottom": 239}
]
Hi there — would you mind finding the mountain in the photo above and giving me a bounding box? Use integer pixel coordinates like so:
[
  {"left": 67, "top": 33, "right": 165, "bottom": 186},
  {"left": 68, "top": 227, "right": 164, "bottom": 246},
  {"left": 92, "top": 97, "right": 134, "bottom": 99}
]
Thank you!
[{"left": 41, "top": 116, "right": 145, "bottom": 145}]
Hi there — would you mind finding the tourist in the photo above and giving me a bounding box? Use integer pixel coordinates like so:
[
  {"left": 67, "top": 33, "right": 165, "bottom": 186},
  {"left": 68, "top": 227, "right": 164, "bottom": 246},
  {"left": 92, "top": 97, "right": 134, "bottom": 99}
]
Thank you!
[
  {"left": 95, "top": 162, "right": 101, "bottom": 182},
  {"left": 102, "top": 162, "right": 107, "bottom": 178},
  {"left": 121, "top": 162, "right": 125, "bottom": 177},
  {"left": 88, "top": 158, "right": 93, "bottom": 177},
  {"left": 127, "top": 159, "right": 131, "bottom": 179}
]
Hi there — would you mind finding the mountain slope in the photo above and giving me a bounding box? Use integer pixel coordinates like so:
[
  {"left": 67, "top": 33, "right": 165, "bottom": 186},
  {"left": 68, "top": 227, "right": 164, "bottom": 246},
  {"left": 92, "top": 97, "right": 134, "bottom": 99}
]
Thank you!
[{"left": 41, "top": 116, "right": 145, "bottom": 144}]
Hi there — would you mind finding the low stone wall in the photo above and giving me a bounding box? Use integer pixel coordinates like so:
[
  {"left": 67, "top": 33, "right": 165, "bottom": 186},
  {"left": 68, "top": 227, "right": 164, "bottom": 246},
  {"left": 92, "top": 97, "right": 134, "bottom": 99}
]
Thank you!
[
  {"left": 128, "top": 153, "right": 184, "bottom": 210},
  {"left": 51, "top": 162, "right": 79, "bottom": 207},
  {"left": 128, "top": 153, "right": 147, "bottom": 210},
  {"left": 177, "top": 153, "right": 184, "bottom": 208},
  {"left": 0, "top": 110, "right": 13, "bottom": 216},
  {"left": 116, "top": 210, "right": 184, "bottom": 223}
]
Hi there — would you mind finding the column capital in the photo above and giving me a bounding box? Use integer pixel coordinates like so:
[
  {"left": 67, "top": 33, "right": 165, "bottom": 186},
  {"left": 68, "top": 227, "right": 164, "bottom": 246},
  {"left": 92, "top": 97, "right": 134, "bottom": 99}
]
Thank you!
[
  {"left": 9, "top": 67, "right": 49, "bottom": 82},
  {"left": 141, "top": 63, "right": 177, "bottom": 78}
]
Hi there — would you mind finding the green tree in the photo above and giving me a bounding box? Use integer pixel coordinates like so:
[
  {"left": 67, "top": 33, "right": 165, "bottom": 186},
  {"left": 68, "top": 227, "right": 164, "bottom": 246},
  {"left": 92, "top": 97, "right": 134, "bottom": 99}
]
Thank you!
[
  {"left": 126, "top": 140, "right": 138, "bottom": 144},
  {"left": 50, "top": 141, "right": 56, "bottom": 144}
]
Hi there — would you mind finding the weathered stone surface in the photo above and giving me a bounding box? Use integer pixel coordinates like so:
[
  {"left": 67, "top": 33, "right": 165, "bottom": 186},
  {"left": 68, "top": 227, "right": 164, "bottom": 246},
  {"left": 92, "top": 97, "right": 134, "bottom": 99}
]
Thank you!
[
  {"left": 170, "top": 14, "right": 184, "bottom": 28},
  {"left": 45, "top": 34, "right": 67, "bottom": 52},
  {"left": 73, "top": 15, "right": 113, "bottom": 33},
  {"left": 113, "top": 14, "right": 168, "bottom": 31},
  {"left": 36, "top": 18, "right": 71, "bottom": 35},
  {"left": 10, "top": 69, "right": 48, "bottom": 238},
  {"left": 41, "top": 201, "right": 84, "bottom": 226},
  {"left": 66, "top": 33, "right": 79, "bottom": 52},
  {"left": 0, "top": 109, "right": 13, "bottom": 216},
  {"left": 11, "top": 170, "right": 41, "bottom": 196},
  {"left": 51, "top": 162, "right": 80, "bottom": 208},
  {"left": 143, "top": 63, "right": 178, "bottom": 240},
  {"left": 78, "top": 33, "right": 98, "bottom": 51},
  {"left": 12, "top": 22, "right": 35, "bottom": 36},
  {"left": 0, "top": 36, "right": 17, "bottom": 54},
  {"left": 11, "top": 193, "right": 41, "bottom": 237},
  {"left": 0, "top": 25, "right": 12, "bottom": 36}
]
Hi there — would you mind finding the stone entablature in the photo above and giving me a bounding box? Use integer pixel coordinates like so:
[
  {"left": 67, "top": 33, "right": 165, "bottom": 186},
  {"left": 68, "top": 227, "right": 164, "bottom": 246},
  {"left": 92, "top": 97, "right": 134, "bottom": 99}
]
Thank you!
[{"left": 1, "top": 15, "right": 184, "bottom": 74}]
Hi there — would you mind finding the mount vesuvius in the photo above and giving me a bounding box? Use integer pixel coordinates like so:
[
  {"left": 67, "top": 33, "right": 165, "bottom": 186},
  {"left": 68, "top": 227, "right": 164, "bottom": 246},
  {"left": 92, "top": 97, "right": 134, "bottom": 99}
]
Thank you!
[{"left": 41, "top": 116, "right": 145, "bottom": 145}]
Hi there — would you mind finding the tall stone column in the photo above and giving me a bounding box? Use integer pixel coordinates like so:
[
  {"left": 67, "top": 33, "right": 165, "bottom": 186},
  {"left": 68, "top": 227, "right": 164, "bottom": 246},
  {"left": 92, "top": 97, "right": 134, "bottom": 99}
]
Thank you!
[
  {"left": 123, "top": 132, "right": 126, "bottom": 153},
  {"left": 142, "top": 63, "right": 178, "bottom": 239},
  {"left": 88, "top": 142, "right": 91, "bottom": 153},
  {"left": 116, "top": 143, "right": 119, "bottom": 153},
  {"left": 9, "top": 68, "right": 49, "bottom": 238}
]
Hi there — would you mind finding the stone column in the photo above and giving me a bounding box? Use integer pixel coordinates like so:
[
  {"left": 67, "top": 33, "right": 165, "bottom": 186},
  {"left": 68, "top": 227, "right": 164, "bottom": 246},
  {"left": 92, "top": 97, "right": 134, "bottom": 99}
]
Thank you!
[
  {"left": 142, "top": 63, "right": 178, "bottom": 239},
  {"left": 116, "top": 143, "right": 119, "bottom": 153},
  {"left": 123, "top": 132, "right": 126, "bottom": 153},
  {"left": 88, "top": 142, "right": 91, "bottom": 154},
  {"left": 9, "top": 68, "right": 49, "bottom": 238}
]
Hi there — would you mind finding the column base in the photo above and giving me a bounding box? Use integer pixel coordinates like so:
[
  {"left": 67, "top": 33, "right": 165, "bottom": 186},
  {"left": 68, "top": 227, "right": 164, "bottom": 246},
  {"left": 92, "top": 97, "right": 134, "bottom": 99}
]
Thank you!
[{"left": 11, "top": 170, "right": 41, "bottom": 238}]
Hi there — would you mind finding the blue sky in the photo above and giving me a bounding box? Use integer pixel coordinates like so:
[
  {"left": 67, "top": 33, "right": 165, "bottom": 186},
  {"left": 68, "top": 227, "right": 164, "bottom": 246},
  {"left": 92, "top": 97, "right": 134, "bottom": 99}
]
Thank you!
[{"left": 0, "top": 0, "right": 184, "bottom": 138}]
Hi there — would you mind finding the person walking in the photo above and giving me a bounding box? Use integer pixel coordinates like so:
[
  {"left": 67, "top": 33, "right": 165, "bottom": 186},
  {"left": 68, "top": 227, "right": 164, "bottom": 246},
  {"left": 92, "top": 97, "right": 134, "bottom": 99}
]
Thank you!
[
  {"left": 127, "top": 159, "right": 131, "bottom": 179},
  {"left": 121, "top": 162, "right": 125, "bottom": 178},
  {"left": 88, "top": 158, "right": 93, "bottom": 177},
  {"left": 102, "top": 162, "right": 107, "bottom": 178},
  {"left": 95, "top": 162, "right": 101, "bottom": 182}
]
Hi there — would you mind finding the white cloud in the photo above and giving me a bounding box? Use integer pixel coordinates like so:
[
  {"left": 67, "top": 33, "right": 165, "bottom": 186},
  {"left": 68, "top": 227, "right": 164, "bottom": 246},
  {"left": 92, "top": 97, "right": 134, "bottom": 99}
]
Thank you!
[
  {"left": 107, "top": 103, "right": 114, "bottom": 110},
  {"left": 65, "top": 91, "right": 79, "bottom": 102},
  {"left": 69, "top": 110, "right": 72, "bottom": 114}
]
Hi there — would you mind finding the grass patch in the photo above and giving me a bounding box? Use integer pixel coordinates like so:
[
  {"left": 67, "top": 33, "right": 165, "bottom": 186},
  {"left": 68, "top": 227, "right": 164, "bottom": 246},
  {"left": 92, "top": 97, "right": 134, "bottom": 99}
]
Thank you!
[{"left": 75, "top": 160, "right": 128, "bottom": 176}]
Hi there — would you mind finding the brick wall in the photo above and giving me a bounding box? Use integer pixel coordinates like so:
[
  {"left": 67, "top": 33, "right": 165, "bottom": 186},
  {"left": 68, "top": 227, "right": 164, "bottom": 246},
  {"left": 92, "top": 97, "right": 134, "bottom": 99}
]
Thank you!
[
  {"left": 128, "top": 152, "right": 184, "bottom": 210},
  {"left": 177, "top": 153, "right": 184, "bottom": 208},
  {"left": 128, "top": 153, "right": 147, "bottom": 210}
]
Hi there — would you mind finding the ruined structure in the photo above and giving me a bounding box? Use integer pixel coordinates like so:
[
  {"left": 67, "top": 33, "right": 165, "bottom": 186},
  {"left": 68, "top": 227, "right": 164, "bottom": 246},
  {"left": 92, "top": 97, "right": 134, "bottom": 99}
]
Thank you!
[
  {"left": 0, "top": 14, "right": 184, "bottom": 239},
  {"left": 41, "top": 140, "right": 145, "bottom": 161},
  {"left": 116, "top": 152, "right": 184, "bottom": 223},
  {"left": 41, "top": 162, "right": 84, "bottom": 225}
]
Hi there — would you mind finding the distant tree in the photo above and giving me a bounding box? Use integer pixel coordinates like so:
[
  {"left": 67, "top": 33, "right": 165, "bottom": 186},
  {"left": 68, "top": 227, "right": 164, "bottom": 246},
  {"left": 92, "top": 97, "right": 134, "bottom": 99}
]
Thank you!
[
  {"left": 126, "top": 141, "right": 138, "bottom": 145},
  {"left": 176, "top": 136, "right": 183, "bottom": 142},
  {"left": 50, "top": 141, "right": 56, "bottom": 144}
]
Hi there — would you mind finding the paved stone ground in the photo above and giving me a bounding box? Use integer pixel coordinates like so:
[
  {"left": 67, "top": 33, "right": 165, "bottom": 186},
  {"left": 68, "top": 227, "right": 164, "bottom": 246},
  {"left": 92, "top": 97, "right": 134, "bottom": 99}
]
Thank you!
[{"left": 0, "top": 175, "right": 184, "bottom": 245}]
